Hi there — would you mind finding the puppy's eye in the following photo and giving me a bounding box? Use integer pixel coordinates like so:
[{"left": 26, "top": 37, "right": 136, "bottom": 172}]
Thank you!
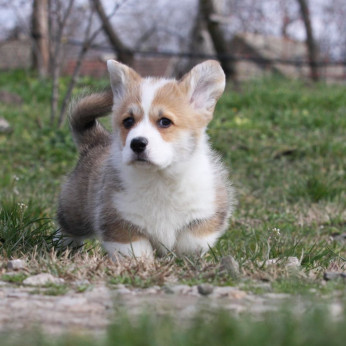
[
  {"left": 123, "top": 117, "right": 135, "bottom": 129},
  {"left": 158, "top": 118, "right": 172, "bottom": 128}
]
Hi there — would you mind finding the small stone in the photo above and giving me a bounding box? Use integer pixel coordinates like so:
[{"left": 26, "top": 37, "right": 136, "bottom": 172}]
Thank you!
[
  {"left": 0, "top": 118, "right": 12, "bottom": 134},
  {"left": 323, "top": 272, "right": 346, "bottom": 281},
  {"left": 197, "top": 284, "right": 214, "bottom": 296},
  {"left": 331, "top": 233, "right": 346, "bottom": 243},
  {"left": 23, "top": 273, "right": 65, "bottom": 286},
  {"left": 162, "top": 285, "right": 195, "bottom": 295},
  {"left": 7, "top": 259, "right": 26, "bottom": 270},
  {"left": 262, "top": 257, "right": 300, "bottom": 269},
  {"left": 220, "top": 255, "right": 240, "bottom": 279},
  {"left": 286, "top": 257, "right": 300, "bottom": 268}
]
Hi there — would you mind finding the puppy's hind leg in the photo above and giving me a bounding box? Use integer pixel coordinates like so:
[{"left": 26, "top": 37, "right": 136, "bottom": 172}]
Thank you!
[{"left": 53, "top": 229, "right": 86, "bottom": 249}]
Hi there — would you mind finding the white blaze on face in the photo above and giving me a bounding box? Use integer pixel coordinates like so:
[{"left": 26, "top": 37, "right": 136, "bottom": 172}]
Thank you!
[{"left": 121, "top": 78, "right": 175, "bottom": 169}]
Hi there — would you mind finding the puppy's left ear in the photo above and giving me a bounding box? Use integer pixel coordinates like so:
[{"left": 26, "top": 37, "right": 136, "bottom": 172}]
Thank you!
[
  {"left": 107, "top": 59, "right": 140, "bottom": 105},
  {"left": 180, "top": 60, "right": 225, "bottom": 122}
]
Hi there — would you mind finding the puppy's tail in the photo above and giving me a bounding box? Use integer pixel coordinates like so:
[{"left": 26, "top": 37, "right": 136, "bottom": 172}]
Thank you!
[{"left": 69, "top": 90, "right": 113, "bottom": 152}]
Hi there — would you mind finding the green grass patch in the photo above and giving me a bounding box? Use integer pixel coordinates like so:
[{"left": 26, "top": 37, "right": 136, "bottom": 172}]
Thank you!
[
  {"left": 271, "top": 276, "right": 345, "bottom": 294},
  {"left": 30, "top": 283, "right": 69, "bottom": 296},
  {"left": 0, "top": 70, "right": 345, "bottom": 292},
  {"left": 1, "top": 272, "right": 27, "bottom": 284}
]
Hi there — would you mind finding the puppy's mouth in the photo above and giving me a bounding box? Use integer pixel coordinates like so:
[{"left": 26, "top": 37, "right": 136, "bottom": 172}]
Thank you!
[{"left": 131, "top": 154, "right": 153, "bottom": 166}]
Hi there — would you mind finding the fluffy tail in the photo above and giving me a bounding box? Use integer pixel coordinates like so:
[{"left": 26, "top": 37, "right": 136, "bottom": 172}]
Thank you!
[{"left": 69, "top": 90, "right": 113, "bottom": 152}]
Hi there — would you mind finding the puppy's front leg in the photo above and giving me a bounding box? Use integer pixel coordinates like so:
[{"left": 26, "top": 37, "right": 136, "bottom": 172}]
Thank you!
[
  {"left": 101, "top": 226, "right": 153, "bottom": 260},
  {"left": 103, "top": 238, "right": 153, "bottom": 260},
  {"left": 175, "top": 213, "right": 228, "bottom": 256},
  {"left": 98, "top": 210, "right": 154, "bottom": 260}
]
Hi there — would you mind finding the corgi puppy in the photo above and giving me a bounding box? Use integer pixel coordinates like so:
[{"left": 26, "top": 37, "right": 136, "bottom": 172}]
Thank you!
[{"left": 57, "top": 60, "right": 235, "bottom": 260}]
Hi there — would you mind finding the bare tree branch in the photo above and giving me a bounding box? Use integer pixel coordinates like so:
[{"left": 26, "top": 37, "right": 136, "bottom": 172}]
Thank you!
[
  {"left": 56, "top": 0, "right": 126, "bottom": 127},
  {"left": 50, "top": 0, "right": 75, "bottom": 126},
  {"left": 57, "top": 7, "right": 95, "bottom": 127},
  {"left": 92, "top": 0, "right": 134, "bottom": 66},
  {"left": 297, "top": 0, "right": 319, "bottom": 81},
  {"left": 199, "top": 0, "right": 237, "bottom": 81}
]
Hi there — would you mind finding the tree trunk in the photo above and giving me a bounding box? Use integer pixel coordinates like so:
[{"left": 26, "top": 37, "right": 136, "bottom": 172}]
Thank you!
[
  {"left": 199, "top": 0, "right": 236, "bottom": 81},
  {"left": 297, "top": 0, "right": 319, "bottom": 81},
  {"left": 92, "top": 0, "right": 134, "bottom": 66},
  {"left": 31, "top": 0, "right": 50, "bottom": 77}
]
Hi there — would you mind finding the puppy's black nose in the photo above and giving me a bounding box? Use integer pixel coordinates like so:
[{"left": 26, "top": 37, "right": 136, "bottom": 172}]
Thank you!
[{"left": 130, "top": 137, "right": 148, "bottom": 153}]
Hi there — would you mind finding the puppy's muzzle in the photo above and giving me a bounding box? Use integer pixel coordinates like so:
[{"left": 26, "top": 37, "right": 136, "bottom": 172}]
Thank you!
[{"left": 131, "top": 137, "right": 148, "bottom": 154}]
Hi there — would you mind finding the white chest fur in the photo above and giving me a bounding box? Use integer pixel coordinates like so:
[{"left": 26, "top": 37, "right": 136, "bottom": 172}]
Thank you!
[{"left": 112, "top": 148, "right": 216, "bottom": 251}]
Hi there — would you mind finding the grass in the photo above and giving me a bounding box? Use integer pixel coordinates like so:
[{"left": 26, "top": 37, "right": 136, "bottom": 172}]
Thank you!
[
  {"left": 30, "top": 283, "right": 70, "bottom": 296},
  {"left": 1, "top": 272, "right": 27, "bottom": 284},
  {"left": 0, "top": 71, "right": 345, "bottom": 284},
  {"left": 0, "top": 70, "right": 345, "bottom": 342}
]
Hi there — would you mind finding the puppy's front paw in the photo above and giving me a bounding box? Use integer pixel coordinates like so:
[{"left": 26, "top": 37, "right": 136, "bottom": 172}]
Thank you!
[
  {"left": 103, "top": 239, "right": 154, "bottom": 261},
  {"left": 175, "top": 231, "right": 221, "bottom": 256}
]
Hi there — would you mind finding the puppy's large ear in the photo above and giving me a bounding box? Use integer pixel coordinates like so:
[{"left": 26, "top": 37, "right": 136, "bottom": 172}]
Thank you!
[
  {"left": 107, "top": 60, "right": 140, "bottom": 105},
  {"left": 180, "top": 60, "right": 225, "bottom": 122}
]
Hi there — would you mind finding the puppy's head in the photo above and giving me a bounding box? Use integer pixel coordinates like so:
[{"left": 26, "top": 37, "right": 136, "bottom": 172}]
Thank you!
[{"left": 107, "top": 60, "right": 225, "bottom": 170}]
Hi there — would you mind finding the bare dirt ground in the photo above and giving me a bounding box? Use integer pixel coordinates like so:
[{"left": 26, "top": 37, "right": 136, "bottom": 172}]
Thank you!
[{"left": 1, "top": 279, "right": 344, "bottom": 336}]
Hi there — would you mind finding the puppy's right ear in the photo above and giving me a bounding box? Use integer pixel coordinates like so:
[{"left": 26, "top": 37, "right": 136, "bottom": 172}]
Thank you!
[{"left": 107, "top": 60, "right": 140, "bottom": 103}]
